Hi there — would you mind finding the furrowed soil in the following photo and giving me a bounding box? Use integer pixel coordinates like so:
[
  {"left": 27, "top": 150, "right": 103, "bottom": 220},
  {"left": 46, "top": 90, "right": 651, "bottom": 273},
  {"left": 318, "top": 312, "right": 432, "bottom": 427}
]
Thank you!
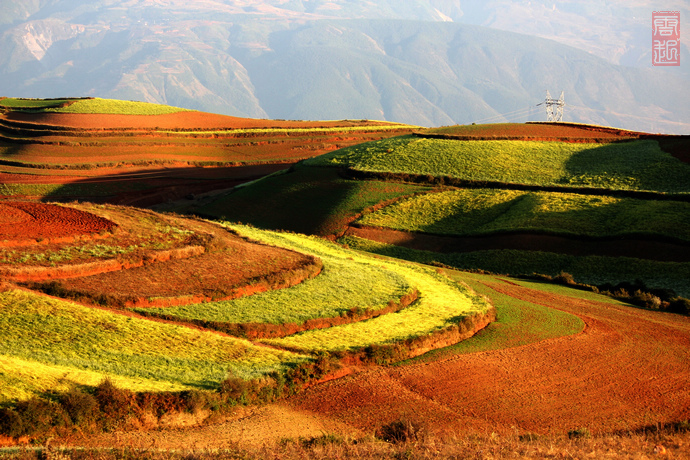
[
  {"left": 60, "top": 276, "right": 690, "bottom": 449},
  {"left": 0, "top": 201, "right": 115, "bottom": 242}
]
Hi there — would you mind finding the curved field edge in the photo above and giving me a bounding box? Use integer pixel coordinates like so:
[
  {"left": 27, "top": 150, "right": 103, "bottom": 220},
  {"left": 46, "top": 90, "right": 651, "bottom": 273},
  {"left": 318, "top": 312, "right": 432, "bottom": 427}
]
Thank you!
[
  {"left": 133, "top": 253, "right": 419, "bottom": 338},
  {"left": 219, "top": 226, "right": 494, "bottom": 355},
  {"left": 306, "top": 135, "right": 690, "bottom": 194},
  {"left": 339, "top": 236, "right": 690, "bottom": 298},
  {"left": 0, "top": 288, "right": 308, "bottom": 402},
  {"left": 354, "top": 189, "right": 690, "bottom": 243},
  {"left": 397, "top": 270, "right": 586, "bottom": 364}
]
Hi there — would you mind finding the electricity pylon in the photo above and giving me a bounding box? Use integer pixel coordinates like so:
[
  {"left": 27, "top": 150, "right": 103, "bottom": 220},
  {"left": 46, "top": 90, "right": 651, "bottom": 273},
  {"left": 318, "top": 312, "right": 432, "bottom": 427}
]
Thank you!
[{"left": 536, "top": 90, "right": 565, "bottom": 122}]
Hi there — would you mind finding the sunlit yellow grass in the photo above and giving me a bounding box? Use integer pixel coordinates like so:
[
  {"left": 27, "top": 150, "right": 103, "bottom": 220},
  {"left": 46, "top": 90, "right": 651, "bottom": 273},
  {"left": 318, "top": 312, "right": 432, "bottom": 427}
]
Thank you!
[{"left": 0, "top": 355, "right": 189, "bottom": 404}]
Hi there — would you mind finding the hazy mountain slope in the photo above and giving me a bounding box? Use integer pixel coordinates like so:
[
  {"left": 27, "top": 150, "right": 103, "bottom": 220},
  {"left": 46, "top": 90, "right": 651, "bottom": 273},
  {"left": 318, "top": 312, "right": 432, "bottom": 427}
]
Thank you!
[{"left": 1, "top": 1, "right": 688, "bottom": 132}]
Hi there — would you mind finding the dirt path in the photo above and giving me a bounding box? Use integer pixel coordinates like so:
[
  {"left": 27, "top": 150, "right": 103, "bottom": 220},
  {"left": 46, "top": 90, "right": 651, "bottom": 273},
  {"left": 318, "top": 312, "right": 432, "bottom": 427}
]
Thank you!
[{"left": 61, "top": 278, "right": 690, "bottom": 449}]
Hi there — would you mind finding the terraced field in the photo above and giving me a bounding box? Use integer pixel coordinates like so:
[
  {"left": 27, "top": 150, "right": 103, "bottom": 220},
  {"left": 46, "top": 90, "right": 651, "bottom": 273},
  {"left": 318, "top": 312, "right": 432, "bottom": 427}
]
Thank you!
[
  {"left": 1, "top": 114, "right": 689, "bottom": 456},
  {"left": 0, "top": 202, "right": 493, "bottom": 406},
  {"left": 0, "top": 98, "right": 416, "bottom": 204},
  {"left": 200, "top": 122, "right": 690, "bottom": 301}
]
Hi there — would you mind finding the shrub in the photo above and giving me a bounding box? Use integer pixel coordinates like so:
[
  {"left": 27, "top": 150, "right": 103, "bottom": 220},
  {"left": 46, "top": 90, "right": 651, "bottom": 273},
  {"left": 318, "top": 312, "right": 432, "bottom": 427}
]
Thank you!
[
  {"left": 219, "top": 372, "right": 249, "bottom": 403},
  {"left": 60, "top": 388, "right": 99, "bottom": 425},
  {"left": 568, "top": 427, "right": 591, "bottom": 439},
  {"left": 378, "top": 419, "right": 425, "bottom": 443},
  {"left": 93, "top": 378, "right": 134, "bottom": 429},
  {"left": 14, "top": 398, "right": 68, "bottom": 436},
  {"left": 553, "top": 271, "right": 576, "bottom": 285},
  {"left": 669, "top": 298, "right": 690, "bottom": 315},
  {"left": 0, "top": 408, "right": 24, "bottom": 438}
]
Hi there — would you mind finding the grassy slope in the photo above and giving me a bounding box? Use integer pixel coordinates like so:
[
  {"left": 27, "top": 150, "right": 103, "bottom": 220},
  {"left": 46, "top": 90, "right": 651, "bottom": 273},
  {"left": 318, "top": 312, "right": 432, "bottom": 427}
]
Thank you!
[
  {"left": 356, "top": 189, "right": 690, "bottom": 242},
  {"left": 308, "top": 135, "right": 690, "bottom": 193}
]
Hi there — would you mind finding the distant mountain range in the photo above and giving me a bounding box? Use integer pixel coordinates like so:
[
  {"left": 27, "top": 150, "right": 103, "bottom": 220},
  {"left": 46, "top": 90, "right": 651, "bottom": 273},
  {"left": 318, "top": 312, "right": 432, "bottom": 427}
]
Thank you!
[{"left": 1, "top": 0, "right": 688, "bottom": 133}]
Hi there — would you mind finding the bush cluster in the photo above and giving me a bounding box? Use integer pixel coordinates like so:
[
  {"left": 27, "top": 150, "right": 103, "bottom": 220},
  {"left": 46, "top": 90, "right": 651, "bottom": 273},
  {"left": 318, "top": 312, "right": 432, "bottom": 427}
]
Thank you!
[
  {"left": 0, "top": 379, "right": 215, "bottom": 439},
  {"left": 533, "top": 272, "right": 689, "bottom": 315}
]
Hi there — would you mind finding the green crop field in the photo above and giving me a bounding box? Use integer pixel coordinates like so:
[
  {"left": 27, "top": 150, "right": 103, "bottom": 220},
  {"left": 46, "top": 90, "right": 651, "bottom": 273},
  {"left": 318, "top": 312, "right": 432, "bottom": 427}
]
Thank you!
[
  {"left": 401, "top": 271, "right": 586, "bottom": 363},
  {"left": 308, "top": 135, "right": 690, "bottom": 194},
  {"left": 0, "top": 98, "right": 191, "bottom": 115},
  {"left": 340, "top": 236, "right": 690, "bottom": 298},
  {"left": 356, "top": 189, "right": 690, "bottom": 242},
  {"left": 0, "top": 288, "right": 307, "bottom": 403}
]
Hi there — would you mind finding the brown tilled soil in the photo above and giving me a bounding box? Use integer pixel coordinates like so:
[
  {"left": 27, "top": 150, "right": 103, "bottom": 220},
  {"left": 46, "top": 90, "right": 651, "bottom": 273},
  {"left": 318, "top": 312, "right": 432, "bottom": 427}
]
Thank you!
[
  {"left": 53, "top": 241, "right": 320, "bottom": 307},
  {"left": 0, "top": 201, "right": 115, "bottom": 241},
  {"left": 61, "top": 278, "right": 690, "bottom": 450}
]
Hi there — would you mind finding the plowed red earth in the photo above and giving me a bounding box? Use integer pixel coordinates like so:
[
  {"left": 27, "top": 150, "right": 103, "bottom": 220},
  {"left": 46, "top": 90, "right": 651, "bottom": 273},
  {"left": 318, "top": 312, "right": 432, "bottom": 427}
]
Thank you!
[
  {"left": 286, "top": 279, "right": 690, "bottom": 436},
  {"left": 4, "top": 111, "right": 394, "bottom": 130},
  {"left": 0, "top": 201, "right": 115, "bottom": 241}
]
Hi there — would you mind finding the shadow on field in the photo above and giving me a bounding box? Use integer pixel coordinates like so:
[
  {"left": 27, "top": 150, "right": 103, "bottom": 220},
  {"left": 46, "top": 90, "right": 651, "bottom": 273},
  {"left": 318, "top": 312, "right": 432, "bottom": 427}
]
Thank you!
[
  {"left": 563, "top": 139, "right": 690, "bottom": 192},
  {"left": 190, "top": 165, "right": 360, "bottom": 236},
  {"left": 40, "top": 163, "right": 296, "bottom": 207}
]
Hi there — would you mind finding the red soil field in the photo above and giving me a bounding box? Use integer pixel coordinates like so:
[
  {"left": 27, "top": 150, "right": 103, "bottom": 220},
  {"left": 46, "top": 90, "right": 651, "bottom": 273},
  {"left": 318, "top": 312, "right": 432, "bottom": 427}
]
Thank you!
[
  {"left": 3, "top": 111, "right": 396, "bottom": 130},
  {"left": 53, "top": 240, "right": 320, "bottom": 307},
  {"left": 0, "top": 201, "right": 115, "bottom": 241},
  {"left": 285, "top": 279, "right": 690, "bottom": 437}
]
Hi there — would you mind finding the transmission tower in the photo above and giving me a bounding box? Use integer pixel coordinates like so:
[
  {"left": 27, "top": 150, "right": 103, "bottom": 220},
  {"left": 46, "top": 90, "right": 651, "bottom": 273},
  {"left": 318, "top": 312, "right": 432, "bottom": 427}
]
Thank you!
[{"left": 536, "top": 90, "right": 565, "bottom": 122}]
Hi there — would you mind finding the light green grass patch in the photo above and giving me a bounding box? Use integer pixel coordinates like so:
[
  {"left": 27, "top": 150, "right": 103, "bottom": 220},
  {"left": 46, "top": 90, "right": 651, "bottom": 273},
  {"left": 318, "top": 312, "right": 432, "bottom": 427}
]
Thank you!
[
  {"left": 308, "top": 135, "right": 690, "bottom": 193},
  {"left": 356, "top": 189, "right": 690, "bottom": 242},
  {"left": 0, "top": 290, "right": 307, "bottom": 393},
  {"left": 400, "top": 271, "right": 585, "bottom": 363}
]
